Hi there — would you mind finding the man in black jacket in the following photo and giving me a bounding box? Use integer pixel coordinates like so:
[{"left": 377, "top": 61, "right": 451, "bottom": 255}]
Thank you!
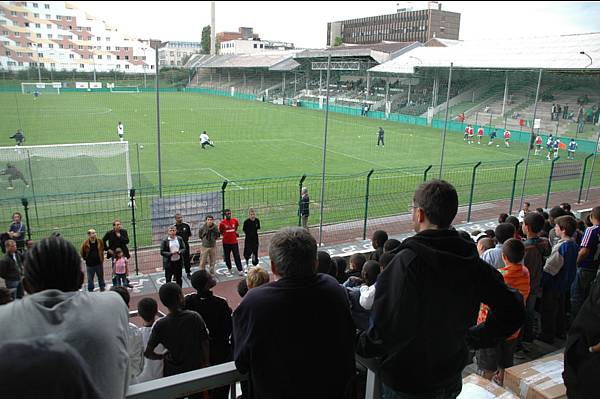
[
  {"left": 174, "top": 213, "right": 192, "bottom": 279},
  {"left": 233, "top": 227, "right": 355, "bottom": 399},
  {"left": 0, "top": 240, "right": 24, "bottom": 299},
  {"left": 357, "top": 179, "right": 525, "bottom": 398},
  {"left": 102, "top": 219, "right": 130, "bottom": 259}
]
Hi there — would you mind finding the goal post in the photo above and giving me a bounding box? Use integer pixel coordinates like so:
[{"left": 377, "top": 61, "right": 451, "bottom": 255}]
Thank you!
[
  {"left": 110, "top": 85, "right": 140, "bottom": 93},
  {"left": 21, "top": 82, "right": 61, "bottom": 95},
  {"left": 0, "top": 141, "right": 132, "bottom": 197}
]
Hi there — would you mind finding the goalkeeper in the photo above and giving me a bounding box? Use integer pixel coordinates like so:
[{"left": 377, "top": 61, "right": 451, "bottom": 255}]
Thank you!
[
  {"left": 9, "top": 129, "right": 25, "bottom": 146},
  {"left": 0, "top": 163, "right": 29, "bottom": 190},
  {"left": 199, "top": 131, "right": 215, "bottom": 149}
]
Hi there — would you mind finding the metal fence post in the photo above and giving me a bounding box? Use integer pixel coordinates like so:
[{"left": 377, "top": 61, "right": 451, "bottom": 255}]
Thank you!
[
  {"left": 21, "top": 197, "right": 31, "bottom": 240},
  {"left": 129, "top": 189, "right": 139, "bottom": 275},
  {"left": 298, "top": 174, "right": 307, "bottom": 226},
  {"left": 221, "top": 181, "right": 228, "bottom": 218},
  {"left": 423, "top": 165, "right": 432, "bottom": 182},
  {"left": 545, "top": 156, "right": 560, "bottom": 209},
  {"left": 509, "top": 158, "right": 525, "bottom": 215},
  {"left": 577, "top": 153, "right": 594, "bottom": 204},
  {"left": 467, "top": 162, "right": 482, "bottom": 222},
  {"left": 363, "top": 169, "right": 374, "bottom": 240}
]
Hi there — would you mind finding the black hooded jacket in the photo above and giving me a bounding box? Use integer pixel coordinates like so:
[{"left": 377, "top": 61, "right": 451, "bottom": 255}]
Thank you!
[{"left": 357, "top": 229, "right": 525, "bottom": 394}]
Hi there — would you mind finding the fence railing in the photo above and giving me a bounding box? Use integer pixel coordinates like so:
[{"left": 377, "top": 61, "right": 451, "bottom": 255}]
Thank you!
[{"left": 2, "top": 156, "right": 599, "bottom": 275}]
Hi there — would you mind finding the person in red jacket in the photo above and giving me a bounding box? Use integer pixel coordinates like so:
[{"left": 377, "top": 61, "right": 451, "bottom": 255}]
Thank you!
[{"left": 219, "top": 209, "right": 244, "bottom": 276}]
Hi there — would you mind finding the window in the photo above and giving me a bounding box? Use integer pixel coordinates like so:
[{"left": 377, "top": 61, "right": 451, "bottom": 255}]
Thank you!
[
  {"left": 48, "top": 43, "right": 53, "bottom": 48},
  {"left": 106, "top": 46, "right": 110, "bottom": 50},
  {"left": 50, "top": 63, "right": 55, "bottom": 67},
  {"left": 69, "top": 54, "right": 74, "bottom": 58},
  {"left": 97, "top": 36, "right": 101, "bottom": 41},
  {"left": 24, "top": 22, "right": 30, "bottom": 27},
  {"left": 22, "top": 2, "right": 28, "bottom": 6},
  {"left": 46, "top": 24, "right": 51, "bottom": 28},
  {"left": 77, "top": 26, "right": 81, "bottom": 31},
  {"left": 116, "top": 55, "right": 120, "bottom": 60},
  {"left": 86, "top": 27, "right": 91, "bottom": 32},
  {"left": 33, "top": 2, "right": 38, "bottom": 7},
  {"left": 7, "top": 61, "right": 16, "bottom": 66},
  {"left": 4, "top": 50, "right": 10, "bottom": 56},
  {"left": 124, "top": 55, "right": 128, "bottom": 60},
  {"left": 107, "top": 55, "right": 111, "bottom": 60},
  {"left": 105, "top": 37, "right": 110, "bottom": 41},
  {"left": 68, "top": 25, "right": 72, "bottom": 30},
  {"left": 66, "top": 16, "right": 71, "bottom": 21},
  {"left": 78, "top": 36, "right": 82, "bottom": 40},
  {"left": 45, "top": 14, "right": 50, "bottom": 18},
  {"left": 34, "top": 13, "right": 39, "bottom": 17},
  {"left": 47, "top": 33, "right": 52, "bottom": 38},
  {"left": 253, "top": 43, "right": 257, "bottom": 48},
  {"left": 45, "top": 3, "right": 49, "bottom": 9},
  {"left": 78, "top": 45, "right": 83, "bottom": 49},
  {"left": 125, "top": 64, "right": 129, "bottom": 69},
  {"left": 14, "top": 32, "right": 20, "bottom": 37},
  {"left": 88, "top": 54, "right": 92, "bottom": 59},
  {"left": 59, "top": 44, "right": 63, "bottom": 48},
  {"left": 68, "top": 44, "right": 73, "bottom": 49},
  {"left": 97, "top": 54, "right": 102, "bottom": 59},
  {"left": 115, "top": 46, "right": 120, "bottom": 50},
  {"left": 35, "top": 23, "right": 40, "bottom": 28},
  {"left": 260, "top": 44, "right": 264, "bottom": 48},
  {"left": 79, "top": 63, "right": 84, "bottom": 68},
  {"left": 56, "top": 15, "right": 61, "bottom": 20},
  {"left": 38, "top": 52, "right": 43, "bottom": 57},
  {"left": 2, "top": 31, "right": 7, "bottom": 35},
  {"left": 116, "top": 64, "right": 120, "bottom": 68},
  {"left": 36, "top": 33, "right": 41, "bottom": 38},
  {"left": 11, "top": 11, "right": 17, "bottom": 16}
]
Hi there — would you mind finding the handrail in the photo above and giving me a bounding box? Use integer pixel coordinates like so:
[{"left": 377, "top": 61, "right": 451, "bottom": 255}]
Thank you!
[{"left": 127, "top": 362, "right": 246, "bottom": 399}]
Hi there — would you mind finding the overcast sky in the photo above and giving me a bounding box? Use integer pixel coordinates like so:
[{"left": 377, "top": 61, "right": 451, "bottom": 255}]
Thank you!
[{"left": 71, "top": 1, "right": 600, "bottom": 48}]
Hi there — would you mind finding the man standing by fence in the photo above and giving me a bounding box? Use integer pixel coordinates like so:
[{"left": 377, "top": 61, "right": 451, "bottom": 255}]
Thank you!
[
  {"left": 80, "top": 229, "right": 105, "bottom": 292},
  {"left": 199, "top": 215, "right": 220, "bottom": 274},
  {"left": 299, "top": 187, "right": 310, "bottom": 230},
  {"left": 174, "top": 213, "right": 192, "bottom": 279},
  {"left": 219, "top": 209, "right": 244, "bottom": 276}
]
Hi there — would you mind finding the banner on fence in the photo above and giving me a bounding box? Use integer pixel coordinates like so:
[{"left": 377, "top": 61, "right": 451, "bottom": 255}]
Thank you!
[{"left": 151, "top": 191, "right": 222, "bottom": 244}]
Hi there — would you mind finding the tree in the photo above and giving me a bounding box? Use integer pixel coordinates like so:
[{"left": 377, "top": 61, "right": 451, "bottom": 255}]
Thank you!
[
  {"left": 333, "top": 36, "right": 343, "bottom": 47},
  {"left": 201, "top": 25, "right": 211, "bottom": 54}
]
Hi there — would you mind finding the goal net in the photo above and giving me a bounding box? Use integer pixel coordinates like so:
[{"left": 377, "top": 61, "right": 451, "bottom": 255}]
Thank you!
[
  {"left": 0, "top": 141, "right": 132, "bottom": 198},
  {"left": 21, "top": 82, "right": 61, "bottom": 95},
  {"left": 110, "top": 85, "right": 140, "bottom": 93}
]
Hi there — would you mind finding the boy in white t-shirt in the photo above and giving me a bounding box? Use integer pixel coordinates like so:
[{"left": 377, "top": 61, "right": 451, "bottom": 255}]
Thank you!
[{"left": 136, "top": 297, "right": 165, "bottom": 382}]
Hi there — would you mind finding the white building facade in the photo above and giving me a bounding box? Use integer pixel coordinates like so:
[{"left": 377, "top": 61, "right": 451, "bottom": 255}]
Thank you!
[
  {"left": 158, "top": 41, "right": 201, "bottom": 67},
  {"left": 219, "top": 39, "right": 294, "bottom": 55},
  {"left": 0, "top": 1, "right": 155, "bottom": 73}
]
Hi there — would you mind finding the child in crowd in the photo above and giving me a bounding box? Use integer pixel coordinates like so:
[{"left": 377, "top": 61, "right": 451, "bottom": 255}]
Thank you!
[
  {"left": 477, "top": 238, "right": 495, "bottom": 257},
  {"left": 137, "top": 297, "right": 165, "bottom": 383},
  {"left": 476, "top": 239, "right": 530, "bottom": 385},
  {"left": 539, "top": 216, "right": 579, "bottom": 344},
  {"left": 113, "top": 248, "right": 129, "bottom": 287},
  {"left": 345, "top": 253, "right": 367, "bottom": 280},
  {"left": 246, "top": 266, "right": 269, "bottom": 289}
]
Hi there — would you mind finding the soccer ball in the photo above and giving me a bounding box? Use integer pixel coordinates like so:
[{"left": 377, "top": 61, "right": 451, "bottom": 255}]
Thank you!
[
  {"left": 181, "top": 130, "right": 184, "bottom": 133},
  {"left": 140, "top": 145, "right": 144, "bottom": 149},
  {"left": 496, "top": 145, "right": 500, "bottom": 147}
]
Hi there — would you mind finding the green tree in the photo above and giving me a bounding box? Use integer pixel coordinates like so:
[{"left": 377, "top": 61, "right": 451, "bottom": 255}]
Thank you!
[
  {"left": 201, "top": 25, "right": 211, "bottom": 54},
  {"left": 333, "top": 36, "right": 343, "bottom": 47}
]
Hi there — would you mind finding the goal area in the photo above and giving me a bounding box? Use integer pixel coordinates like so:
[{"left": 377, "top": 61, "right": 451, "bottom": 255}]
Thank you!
[
  {"left": 21, "top": 82, "right": 61, "bottom": 95},
  {"left": 0, "top": 141, "right": 132, "bottom": 197}
]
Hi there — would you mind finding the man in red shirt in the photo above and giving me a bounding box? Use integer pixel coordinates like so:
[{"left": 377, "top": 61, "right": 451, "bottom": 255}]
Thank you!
[
  {"left": 219, "top": 209, "right": 244, "bottom": 276},
  {"left": 477, "top": 127, "right": 484, "bottom": 145},
  {"left": 504, "top": 130, "right": 511, "bottom": 147}
]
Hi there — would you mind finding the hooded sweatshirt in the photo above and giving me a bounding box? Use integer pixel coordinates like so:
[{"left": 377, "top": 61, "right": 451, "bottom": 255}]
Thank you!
[{"left": 357, "top": 229, "right": 525, "bottom": 394}]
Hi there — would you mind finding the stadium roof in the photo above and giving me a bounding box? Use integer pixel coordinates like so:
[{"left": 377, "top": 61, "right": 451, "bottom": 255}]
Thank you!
[
  {"left": 185, "top": 52, "right": 301, "bottom": 70},
  {"left": 369, "top": 33, "right": 600, "bottom": 74},
  {"left": 295, "top": 42, "right": 421, "bottom": 64}
]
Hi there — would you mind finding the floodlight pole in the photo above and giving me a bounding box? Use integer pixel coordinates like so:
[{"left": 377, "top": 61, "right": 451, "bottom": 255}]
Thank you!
[
  {"left": 438, "top": 62, "right": 453, "bottom": 179},
  {"left": 518, "top": 69, "right": 543, "bottom": 212},
  {"left": 584, "top": 131, "right": 600, "bottom": 201},
  {"left": 318, "top": 55, "right": 332, "bottom": 246},
  {"left": 580, "top": 51, "right": 593, "bottom": 68},
  {"left": 152, "top": 41, "right": 163, "bottom": 197}
]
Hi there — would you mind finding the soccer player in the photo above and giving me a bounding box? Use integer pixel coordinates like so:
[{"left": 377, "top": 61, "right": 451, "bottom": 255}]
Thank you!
[
  {"left": 377, "top": 127, "right": 384, "bottom": 147},
  {"left": 464, "top": 125, "right": 470, "bottom": 143},
  {"left": 488, "top": 129, "right": 497, "bottom": 145},
  {"left": 199, "top": 131, "right": 214, "bottom": 149},
  {"left": 546, "top": 134, "right": 554, "bottom": 160},
  {"left": 468, "top": 125, "right": 475, "bottom": 144},
  {"left": 534, "top": 134, "right": 543, "bottom": 155},
  {"left": 567, "top": 138, "right": 578, "bottom": 160},
  {"left": 477, "top": 126, "right": 484, "bottom": 145},
  {"left": 504, "top": 129, "right": 511, "bottom": 147},
  {"left": 33, "top": 89, "right": 40, "bottom": 100},
  {"left": 9, "top": 129, "right": 24, "bottom": 146},
  {"left": 117, "top": 121, "right": 124, "bottom": 142},
  {"left": 553, "top": 138, "right": 561, "bottom": 159},
  {"left": 0, "top": 163, "right": 29, "bottom": 190}
]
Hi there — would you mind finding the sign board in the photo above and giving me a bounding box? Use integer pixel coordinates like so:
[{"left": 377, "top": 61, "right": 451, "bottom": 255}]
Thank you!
[
  {"left": 151, "top": 192, "right": 222, "bottom": 244},
  {"left": 534, "top": 118, "right": 541, "bottom": 129},
  {"left": 89, "top": 82, "right": 102, "bottom": 89},
  {"left": 76, "top": 82, "right": 89, "bottom": 89}
]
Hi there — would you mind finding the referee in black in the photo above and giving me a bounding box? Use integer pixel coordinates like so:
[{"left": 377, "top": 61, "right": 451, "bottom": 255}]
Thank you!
[{"left": 377, "top": 127, "right": 385, "bottom": 147}]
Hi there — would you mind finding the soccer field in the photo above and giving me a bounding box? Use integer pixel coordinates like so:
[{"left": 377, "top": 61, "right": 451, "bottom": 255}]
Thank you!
[{"left": 0, "top": 90, "right": 597, "bottom": 246}]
